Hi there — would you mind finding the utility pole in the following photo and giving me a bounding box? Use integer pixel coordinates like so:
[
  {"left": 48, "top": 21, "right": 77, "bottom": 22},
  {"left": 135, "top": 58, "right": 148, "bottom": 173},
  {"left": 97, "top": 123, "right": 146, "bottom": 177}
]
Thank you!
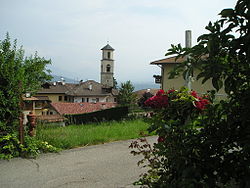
[{"left": 185, "top": 30, "right": 192, "bottom": 91}]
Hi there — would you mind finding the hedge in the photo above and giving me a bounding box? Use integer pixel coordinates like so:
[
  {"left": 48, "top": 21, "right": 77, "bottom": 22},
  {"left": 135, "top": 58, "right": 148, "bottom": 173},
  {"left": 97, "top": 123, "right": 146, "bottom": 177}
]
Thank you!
[{"left": 65, "top": 106, "right": 129, "bottom": 125}]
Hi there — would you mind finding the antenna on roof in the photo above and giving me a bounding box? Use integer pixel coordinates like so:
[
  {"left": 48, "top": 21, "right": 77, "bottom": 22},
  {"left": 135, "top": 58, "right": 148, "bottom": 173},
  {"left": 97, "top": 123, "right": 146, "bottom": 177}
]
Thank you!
[{"left": 60, "top": 76, "right": 65, "bottom": 85}]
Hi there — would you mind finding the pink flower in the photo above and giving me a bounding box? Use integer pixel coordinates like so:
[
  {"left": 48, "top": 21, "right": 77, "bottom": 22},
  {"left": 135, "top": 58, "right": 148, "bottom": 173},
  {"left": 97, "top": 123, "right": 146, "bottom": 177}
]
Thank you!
[
  {"left": 144, "top": 94, "right": 168, "bottom": 109},
  {"left": 190, "top": 91, "right": 198, "bottom": 98},
  {"left": 167, "top": 89, "right": 176, "bottom": 94},
  {"left": 194, "top": 97, "right": 209, "bottom": 110},
  {"left": 156, "top": 89, "right": 165, "bottom": 96}
]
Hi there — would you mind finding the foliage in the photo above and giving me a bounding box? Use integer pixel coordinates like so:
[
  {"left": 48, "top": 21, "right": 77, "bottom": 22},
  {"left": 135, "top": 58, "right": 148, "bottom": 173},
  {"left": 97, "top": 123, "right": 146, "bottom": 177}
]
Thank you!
[
  {"left": 131, "top": 1, "right": 250, "bottom": 187},
  {"left": 0, "top": 33, "right": 52, "bottom": 133},
  {"left": 0, "top": 133, "right": 21, "bottom": 160},
  {"left": 117, "top": 80, "right": 137, "bottom": 106},
  {"left": 0, "top": 133, "right": 58, "bottom": 160},
  {"left": 21, "top": 135, "right": 59, "bottom": 158}
]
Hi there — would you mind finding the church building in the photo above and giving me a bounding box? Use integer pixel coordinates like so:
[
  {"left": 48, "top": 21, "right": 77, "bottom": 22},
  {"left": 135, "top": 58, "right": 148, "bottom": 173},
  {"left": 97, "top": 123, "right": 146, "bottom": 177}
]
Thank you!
[
  {"left": 35, "top": 43, "right": 118, "bottom": 104},
  {"left": 100, "top": 44, "right": 115, "bottom": 87}
]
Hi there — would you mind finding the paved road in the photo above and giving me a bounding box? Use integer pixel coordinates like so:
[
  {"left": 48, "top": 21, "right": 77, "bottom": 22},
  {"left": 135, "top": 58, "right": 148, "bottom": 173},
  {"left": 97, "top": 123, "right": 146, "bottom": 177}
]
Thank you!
[{"left": 0, "top": 136, "right": 157, "bottom": 188}]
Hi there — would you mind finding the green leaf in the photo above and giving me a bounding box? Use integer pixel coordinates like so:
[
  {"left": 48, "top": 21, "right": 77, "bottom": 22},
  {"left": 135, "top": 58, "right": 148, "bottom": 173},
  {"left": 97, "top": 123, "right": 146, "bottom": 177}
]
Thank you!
[
  {"left": 219, "top": 8, "right": 234, "bottom": 17},
  {"left": 196, "top": 72, "right": 207, "bottom": 81},
  {"left": 212, "top": 77, "right": 223, "bottom": 91}
]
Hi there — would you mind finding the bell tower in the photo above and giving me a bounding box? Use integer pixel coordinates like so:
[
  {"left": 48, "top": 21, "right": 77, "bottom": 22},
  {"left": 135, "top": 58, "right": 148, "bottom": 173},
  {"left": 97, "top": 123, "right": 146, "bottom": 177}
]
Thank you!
[{"left": 100, "top": 43, "right": 114, "bottom": 87}]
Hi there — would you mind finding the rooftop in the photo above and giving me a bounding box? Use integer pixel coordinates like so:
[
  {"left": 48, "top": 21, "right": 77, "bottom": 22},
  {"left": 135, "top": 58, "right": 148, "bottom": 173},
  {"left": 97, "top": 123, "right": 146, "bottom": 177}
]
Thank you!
[
  {"left": 101, "top": 44, "right": 115, "bottom": 51},
  {"left": 37, "top": 80, "right": 118, "bottom": 96},
  {"left": 150, "top": 56, "right": 185, "bottom": 65},
  {"left": 51, "top": 102, "right": 117, "bottom": 115}
]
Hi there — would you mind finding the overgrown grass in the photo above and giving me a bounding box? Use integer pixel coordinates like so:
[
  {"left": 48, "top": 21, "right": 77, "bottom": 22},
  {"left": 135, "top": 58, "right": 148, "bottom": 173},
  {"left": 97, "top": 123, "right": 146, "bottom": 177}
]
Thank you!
[{"left": 36, "top": 119, "right": 152, "bottom": 149}]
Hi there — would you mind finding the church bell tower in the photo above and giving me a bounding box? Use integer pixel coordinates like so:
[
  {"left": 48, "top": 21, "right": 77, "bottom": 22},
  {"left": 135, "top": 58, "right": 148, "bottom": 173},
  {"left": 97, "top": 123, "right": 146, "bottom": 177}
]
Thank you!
[{"left": 100, "top": 44, "right": 114, "bottom": 87}]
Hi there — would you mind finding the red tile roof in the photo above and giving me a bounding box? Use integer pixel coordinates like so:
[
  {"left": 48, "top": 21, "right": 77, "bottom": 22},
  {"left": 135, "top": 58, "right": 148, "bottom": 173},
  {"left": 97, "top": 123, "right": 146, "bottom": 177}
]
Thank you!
[{"left": 50, "top": 102, "right": 117, "bottom": 115}]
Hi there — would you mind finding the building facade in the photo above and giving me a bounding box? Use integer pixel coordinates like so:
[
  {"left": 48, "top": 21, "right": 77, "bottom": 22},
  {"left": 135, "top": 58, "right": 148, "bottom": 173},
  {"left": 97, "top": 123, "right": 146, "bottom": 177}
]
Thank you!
[
  {"left": 35, "top": 80, "right": 118, "bottom": 103},
  {"left": 150, "top": 56, "right": 225, "bottom": 97}
]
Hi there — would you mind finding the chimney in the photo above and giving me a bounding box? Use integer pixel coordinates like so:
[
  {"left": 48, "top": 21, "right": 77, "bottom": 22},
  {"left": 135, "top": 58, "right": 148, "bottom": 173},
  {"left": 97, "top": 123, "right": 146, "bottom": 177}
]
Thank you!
[
  {"left": 185, "top": 30, "right": 192, "bottom": 48},
  {"left": 89, "top": 84, "right": 92, "bottom": 90}
]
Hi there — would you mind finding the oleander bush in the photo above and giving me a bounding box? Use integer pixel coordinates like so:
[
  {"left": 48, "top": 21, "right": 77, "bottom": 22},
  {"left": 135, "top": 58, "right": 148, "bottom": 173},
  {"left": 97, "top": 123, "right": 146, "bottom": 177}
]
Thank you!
[{"left": 130, "top": 0, "right": 250, "bottom": 187}]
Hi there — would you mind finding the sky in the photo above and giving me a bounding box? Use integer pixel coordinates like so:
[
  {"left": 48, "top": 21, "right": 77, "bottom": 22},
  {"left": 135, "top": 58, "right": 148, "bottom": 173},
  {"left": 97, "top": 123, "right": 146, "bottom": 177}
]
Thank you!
[{"left": 0, "top": 0, "right": 236, "bottom": 84}]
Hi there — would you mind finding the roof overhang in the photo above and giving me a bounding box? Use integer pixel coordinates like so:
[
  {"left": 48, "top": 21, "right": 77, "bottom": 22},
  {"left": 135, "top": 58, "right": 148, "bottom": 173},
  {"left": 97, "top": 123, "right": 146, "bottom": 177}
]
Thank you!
[{"left": 150, "top": 56, "right": 185, "bottom": 65}]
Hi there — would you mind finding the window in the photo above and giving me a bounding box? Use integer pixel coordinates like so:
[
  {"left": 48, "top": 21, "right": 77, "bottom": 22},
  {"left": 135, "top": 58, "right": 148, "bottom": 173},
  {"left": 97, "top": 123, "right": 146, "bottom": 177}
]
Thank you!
[
  {"left": 106, "top": 98, "right": 109, "bottom": 102},
  {"left": 114, "top": 98, "right": 117, "bottom": 102},
  {"left": 106, "top": 64, "right": 111, "bottom": 72},
  {"left": 82, "top": 98, "right": 85, "bottom": 102},
  {"left": 87, "top": 98, "right": 89, "bottom": 102},
  {"left": 64, "top": 96, "right": 68, "bottom": 101},
  {"left": 96, "top": 98, "right": 99, "bottom": 102},
  {"left": 58, "top": 96, "right": 62, "bottom": 101},
  {"left": 50, "top": 111, "right": 53, "bottom": 115},
  {"left": 107, "top": 52, "right": 111, "bottom": 59}
]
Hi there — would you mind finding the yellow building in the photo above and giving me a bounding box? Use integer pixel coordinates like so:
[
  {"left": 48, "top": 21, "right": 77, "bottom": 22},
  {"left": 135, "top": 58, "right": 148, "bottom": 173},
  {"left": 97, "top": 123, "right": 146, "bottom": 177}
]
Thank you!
[{"left": 150, "top": 56, "right": 226, "bottom": 97}]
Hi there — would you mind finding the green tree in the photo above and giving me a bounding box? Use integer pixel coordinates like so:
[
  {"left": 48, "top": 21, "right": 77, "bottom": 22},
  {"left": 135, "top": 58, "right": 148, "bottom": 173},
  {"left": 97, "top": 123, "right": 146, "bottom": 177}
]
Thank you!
[
  {"left": 117, "top": 80, "right": 137, "bottom": 106},
  {"left": 0, "top": 33, "right": 52, "bottom": 133},
  {"left": 131, "top": 0, "right": 250, "bottom": 187}
]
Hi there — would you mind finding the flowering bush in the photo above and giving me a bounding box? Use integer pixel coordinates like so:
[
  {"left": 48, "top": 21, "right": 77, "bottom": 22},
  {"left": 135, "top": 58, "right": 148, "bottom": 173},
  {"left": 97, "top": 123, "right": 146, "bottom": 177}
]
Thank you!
[
  {"left": 131, "top": 1, "right": 250, "bottom": 186},
  {"left": 145, "top": 88, "right": 209, "bottom": 112},
  {"left": 130, "top": 88, "right": 212, "bottom": 187}
]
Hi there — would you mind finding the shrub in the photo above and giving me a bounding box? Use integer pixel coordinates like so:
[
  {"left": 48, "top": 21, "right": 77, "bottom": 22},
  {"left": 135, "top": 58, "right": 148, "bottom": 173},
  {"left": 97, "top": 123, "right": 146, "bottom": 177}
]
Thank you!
[
  {"left": 130, "top": 88, "right": 211, "bottom": 187},
  {"left": 0, "top": 133, "right": 21, "bottom": 160},
  {"left": 130, "top": 1, "right": 250, "bottom": 187},
  {"left": 0, "top": 133, "right": 59, "bottom": 160}
]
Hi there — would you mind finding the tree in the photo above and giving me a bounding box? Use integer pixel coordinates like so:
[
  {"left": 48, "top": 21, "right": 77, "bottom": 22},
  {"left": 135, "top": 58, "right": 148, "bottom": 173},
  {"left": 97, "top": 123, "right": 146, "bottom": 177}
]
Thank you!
[
  {"left": 117, "top": 81, "right": 137, "bottom": 106},
  {"left": 131, "top": 0, "right": 250, "bottom": 187},
  {"left": 0, "top": 33, "right": 52, "bottom": 133}
]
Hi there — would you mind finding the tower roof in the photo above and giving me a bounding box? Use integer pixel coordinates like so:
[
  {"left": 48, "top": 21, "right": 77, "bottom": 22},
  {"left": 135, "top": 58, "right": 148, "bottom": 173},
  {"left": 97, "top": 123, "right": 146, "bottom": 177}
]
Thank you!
[{"left": 101, "top": 44, "right": 114, "bottom": 51}]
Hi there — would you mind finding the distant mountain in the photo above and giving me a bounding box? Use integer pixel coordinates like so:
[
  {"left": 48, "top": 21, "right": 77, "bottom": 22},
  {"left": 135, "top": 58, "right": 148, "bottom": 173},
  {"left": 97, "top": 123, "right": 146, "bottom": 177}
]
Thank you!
[
  {"left": 51, "top": 75, "right": 76, "bottom": 83},
  {"left": 133, "top": 83, "right": 160, "bottom": 91},
  {"left": 51, "top": 75, "right": 160, "bottom": 91}
]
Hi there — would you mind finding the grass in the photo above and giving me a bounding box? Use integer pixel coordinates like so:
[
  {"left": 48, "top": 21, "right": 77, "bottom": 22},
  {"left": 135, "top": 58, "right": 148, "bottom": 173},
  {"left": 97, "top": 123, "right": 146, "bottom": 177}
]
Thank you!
[{"left": 36, "top": 119, "right": 152, "bottom": 149}]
